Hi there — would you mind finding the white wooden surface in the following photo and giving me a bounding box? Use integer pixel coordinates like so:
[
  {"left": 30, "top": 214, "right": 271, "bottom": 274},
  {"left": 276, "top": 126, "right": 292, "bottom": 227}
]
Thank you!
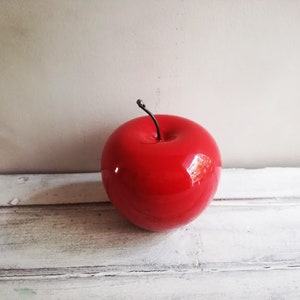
[{"left": 0, "top": 168, "right": 300, "bottom": 299}]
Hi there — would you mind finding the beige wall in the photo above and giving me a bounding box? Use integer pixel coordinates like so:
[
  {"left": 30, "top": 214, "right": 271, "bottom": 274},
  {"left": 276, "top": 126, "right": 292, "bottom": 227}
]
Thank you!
[{"left": 1, "top": 0, "right": 300, "bottom": 173}]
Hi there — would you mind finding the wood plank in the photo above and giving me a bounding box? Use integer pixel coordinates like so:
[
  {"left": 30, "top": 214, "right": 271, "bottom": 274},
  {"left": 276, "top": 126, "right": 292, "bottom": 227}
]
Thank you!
[
  {"left": 0, "top": 173, "right": 109, "bottom": 206},
  {"left": 1, "top": 268, "right": 300, "bottom": 300},
  {"left": 1, "top": 168, "right": 300, "bottom": 206},
  {"left": 1, "top": 200, "right": 300, "bottom": 271},
  {"left": 215, "top": 167, "right": 300, "bottom": 199}
]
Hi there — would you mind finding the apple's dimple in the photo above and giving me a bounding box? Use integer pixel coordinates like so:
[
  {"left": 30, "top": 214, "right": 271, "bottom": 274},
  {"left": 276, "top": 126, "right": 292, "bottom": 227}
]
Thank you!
[
  {"left": 162, "top": 131, "right": 179, "bottom": 142},
  {"left": 101, "top": 114, "right": 221, "bottom": 232}
]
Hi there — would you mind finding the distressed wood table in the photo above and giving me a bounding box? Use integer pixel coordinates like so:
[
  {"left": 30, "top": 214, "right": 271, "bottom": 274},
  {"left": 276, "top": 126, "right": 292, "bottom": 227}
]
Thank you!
[{"left": 0, "top": 168, "right": 300, "bottom": 299}]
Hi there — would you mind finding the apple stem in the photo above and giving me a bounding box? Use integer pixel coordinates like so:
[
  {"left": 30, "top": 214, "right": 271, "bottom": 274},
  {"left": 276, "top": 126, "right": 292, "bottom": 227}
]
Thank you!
[{"left": 136, "top": 99, "right": 162, "bottom": 141}]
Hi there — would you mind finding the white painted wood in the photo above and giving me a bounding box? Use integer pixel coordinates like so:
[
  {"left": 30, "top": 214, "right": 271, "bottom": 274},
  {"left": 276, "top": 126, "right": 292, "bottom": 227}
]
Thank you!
[
  {"left": 1, "top": 199, "right": 299, "bottom": 270},
  {"left": 1, "top": 168, "right": 300, "bottom": 299},
  {"left": 0, "top": 173, "right": 109, "bottom": 206},
  {"left": 216, "top": 168, "right": 300, "bottom": 199},
  {"left": 1, "top": 269, "right": 300, "bottom": 300},
  {"left": 1, "top": 168, "right": 300, "bottom": 206}
]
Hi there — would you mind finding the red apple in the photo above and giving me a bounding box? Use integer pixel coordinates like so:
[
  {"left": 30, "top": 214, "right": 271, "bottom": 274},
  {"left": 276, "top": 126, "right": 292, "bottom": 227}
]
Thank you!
[{"left": 101, "top": 100, "right": 221, "bottom": 231}]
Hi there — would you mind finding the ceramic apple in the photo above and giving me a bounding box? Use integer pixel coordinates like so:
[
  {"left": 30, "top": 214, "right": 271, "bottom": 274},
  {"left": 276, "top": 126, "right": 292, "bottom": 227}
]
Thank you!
[{"left": 101, "top": 100, "right": 221, "bottom": 231}]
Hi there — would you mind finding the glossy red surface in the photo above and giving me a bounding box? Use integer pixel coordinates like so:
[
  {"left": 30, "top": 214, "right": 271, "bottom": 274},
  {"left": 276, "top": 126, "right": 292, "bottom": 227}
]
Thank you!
[{"left": 101, "top": 115, "right": 221, "bottom": 232}]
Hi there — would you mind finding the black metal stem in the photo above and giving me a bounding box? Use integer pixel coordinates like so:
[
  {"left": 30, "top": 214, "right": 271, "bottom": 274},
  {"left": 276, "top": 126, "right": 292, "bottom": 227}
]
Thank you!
[{"left": 136, "top": 99, "right": 162, "bottom": 141}]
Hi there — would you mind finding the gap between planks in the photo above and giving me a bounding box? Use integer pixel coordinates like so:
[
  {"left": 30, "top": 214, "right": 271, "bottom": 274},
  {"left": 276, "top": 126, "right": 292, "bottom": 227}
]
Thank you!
[
  {"left": 1, "top": 262, "right": 300, "bottom": 281},
  {"left": 1, "top": 269, "right": 300, "bottom": 300}
]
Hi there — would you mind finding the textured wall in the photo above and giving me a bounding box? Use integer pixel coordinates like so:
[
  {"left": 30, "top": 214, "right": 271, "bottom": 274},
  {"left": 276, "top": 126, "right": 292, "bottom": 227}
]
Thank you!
[{"left": 1, "top": 0, "right": 300, "bottom": 173}]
